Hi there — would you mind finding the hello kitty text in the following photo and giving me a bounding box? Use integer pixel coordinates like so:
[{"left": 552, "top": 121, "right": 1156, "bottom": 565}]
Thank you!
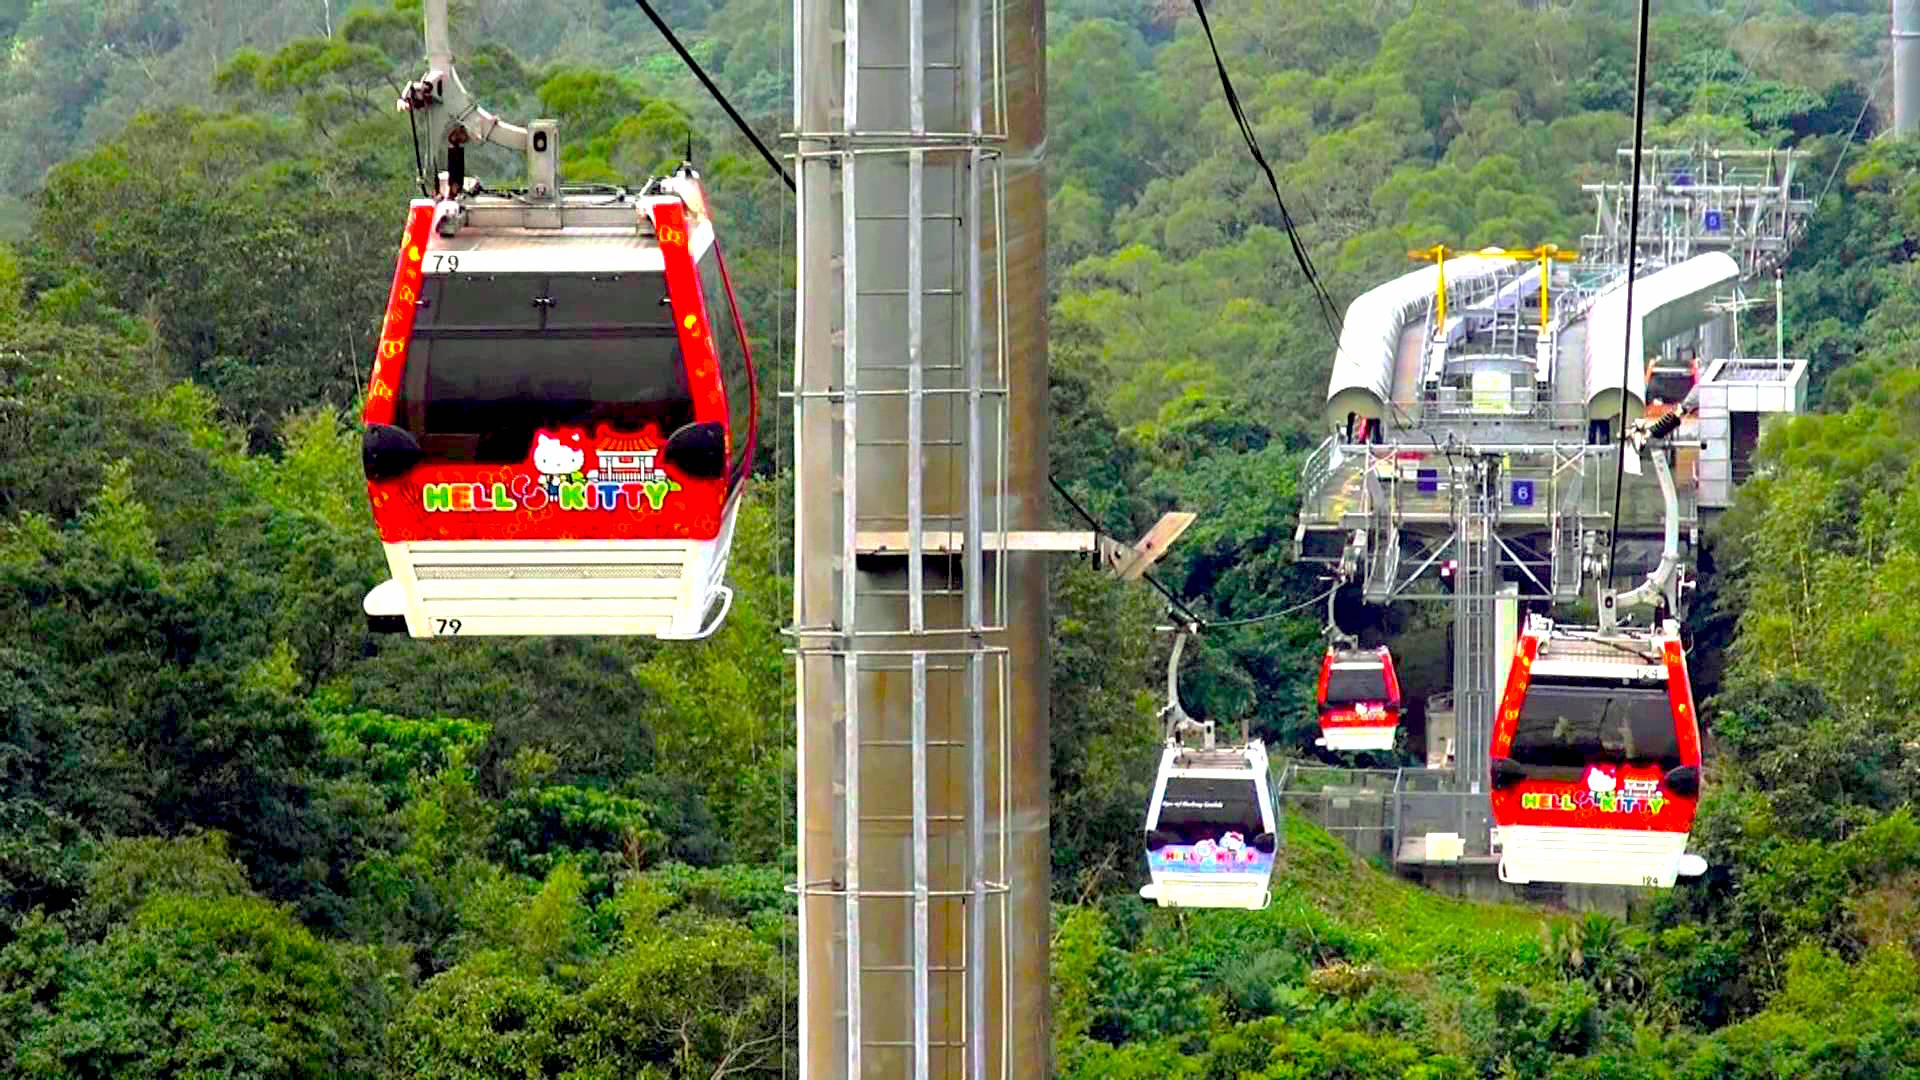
[
  {"left": 420, "top": 427, "right": 682, "bottom": 515},
  {"left": 1517, "top": 764, "right": 1671, "bottom": 813},
  {"left": 1519, "top": 790, "right": 1670, "bottom": 814}
]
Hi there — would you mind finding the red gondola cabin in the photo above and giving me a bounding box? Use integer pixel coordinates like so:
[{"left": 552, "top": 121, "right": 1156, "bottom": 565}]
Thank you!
[
  {"left": 1489, "top": 614, "right": 1704, "bottom": 887},
  {"left": 1316, "top": 645, "right": 1402, "bottom": 753},
  {"left": 360, "top": 166, "right": 757, "bottom": 639}
]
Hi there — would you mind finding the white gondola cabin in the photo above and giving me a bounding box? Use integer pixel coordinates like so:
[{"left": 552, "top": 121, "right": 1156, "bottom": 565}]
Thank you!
[
  {"left": 360, "top": 167, "right": 758, "bottom": 640},
  {"left": 1138, "top": 629, "right": 1280, "bottom": 909},
  {"left": 1141, "top": 743, "right": 1280, "bottom": 910}
]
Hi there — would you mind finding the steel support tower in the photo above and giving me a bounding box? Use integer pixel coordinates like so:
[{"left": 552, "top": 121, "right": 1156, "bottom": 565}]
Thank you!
[
  {"left": 791, "top": 0, "right": 1050, "bottom": 1075},
  {"left": 1899, "top": 0, "right": 1920, "bottom": 137},
  {"left": 1581, "top": 146, "right": 1814, "bottom": 276},
  {"left": 1449, "top": 460, "right": 1498, "bottom": 845},
  {"left": 1309, "top": 442, "right": 1595, "bottom": 852}
]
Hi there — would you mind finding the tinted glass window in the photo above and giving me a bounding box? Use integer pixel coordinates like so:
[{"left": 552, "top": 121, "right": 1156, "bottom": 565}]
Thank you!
[
  {"left": 1155, "top": 777, "right": 1265, "bottom": 843},
  {"left": 544, "top": 272, "right": 673, "bottom": 330},
  {"left": 412, "top": 336, "right": 691, "bottom": 463},
  {"left": 1325, "top": 665, "right": 1390, "bottom": 706},
  {"left": 401, "top": 273, "right": 692, "bottom": 464},
  {"left": 416, "top": 274, "right": 542, "bottom": 330},
  {"left": 1511, "top": 684, "right": 1680, "bottom": 773},
  {"left": 698, "top": 246, "right": 754, "bottom": 478}
]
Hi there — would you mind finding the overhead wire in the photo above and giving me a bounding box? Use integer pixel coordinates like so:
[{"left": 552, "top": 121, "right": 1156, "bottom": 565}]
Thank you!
[
  {"left": 1192, "top": 0, "right": 1449, "bottom": 490},
  {"left": 1816, "top": 53, "right": 1890, "bottom": 208},
  {"left": 627, "top": 0, "right": 1333, "bottom": 640},
  {"left": 1190, "top": 0, "right": 1343, "bottom": 342},
  {"left": 1187, "top": 0, "right": 1428, "bottom": 621},
  {"left": 406, "top": 106, "right": 432, "bottom": 196},
  {"left": 1605, "top": 0, "right": 1654, "bottom": 579},
  {"left": 630, "top": 0, "right": 796, "bottom": 191},
  {"left": 1050, "top": 475, "right": 1333, "bottom": 634},
  {"left": 1202, "top": 585, "right": 1339, "bottom": 629},
  {"left": 1049, "top": 476, "right": 1207, "bottom": 625},
  {"left": 1015, "top": 1, "right": 1346, "bottom": 639}
]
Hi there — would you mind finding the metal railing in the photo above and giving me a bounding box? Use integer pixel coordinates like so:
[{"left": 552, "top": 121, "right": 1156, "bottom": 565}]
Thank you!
[
  {"left": 1417, "top": 389, "right": 1591, "bottom": 425},
  {"left": 1274, "top": 764, "right": 1401, "bottom": 863},
  {"left": 1298, "top": 439, "right": 1697, "bottom": 535},
  {"left": 1276, "top": 762, "right": 1498, "bottom": 864}
]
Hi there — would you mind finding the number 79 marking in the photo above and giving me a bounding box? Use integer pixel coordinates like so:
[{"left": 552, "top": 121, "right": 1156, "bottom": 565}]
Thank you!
[
  {"left": 429, "top": 254, "right": 460, "bottom": 273},
  {"left": 433, "top": 618, "right": 462, "bottom": 636}
]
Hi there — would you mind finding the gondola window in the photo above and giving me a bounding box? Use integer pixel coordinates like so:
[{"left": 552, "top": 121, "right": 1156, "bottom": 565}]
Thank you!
[
  {"left": 1512, "top": 684, "right": 1682, "bottom": 775},
  {"left": 401, "top": 273, "right": 692, "bottom": 464}
]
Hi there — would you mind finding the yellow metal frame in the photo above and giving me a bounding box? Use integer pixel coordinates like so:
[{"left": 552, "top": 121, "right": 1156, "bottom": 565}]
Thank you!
[
  {"left": 1407, "top": 244, "right": 1454, "bottom": 328},
  {"left": 1474, "top": 244, "right": 1579, "bottom": 334},
  {"left": 1410, "top": 243, "right": 1580, "bottom": 335}
]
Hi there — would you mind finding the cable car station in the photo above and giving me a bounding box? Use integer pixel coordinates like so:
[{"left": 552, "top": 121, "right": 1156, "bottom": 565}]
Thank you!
[{"left": 1289, "top": 146, "right": 1813, "bottom": 902}]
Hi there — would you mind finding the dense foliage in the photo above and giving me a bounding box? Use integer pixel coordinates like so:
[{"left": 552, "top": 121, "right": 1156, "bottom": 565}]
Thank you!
[{"left": 0, "top": 0, "right": 1913, "bottom": 1075}]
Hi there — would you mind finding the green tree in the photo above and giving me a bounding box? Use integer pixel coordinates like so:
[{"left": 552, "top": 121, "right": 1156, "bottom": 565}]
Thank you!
[{"left": 19, "top": 892, "right": 386, "bottom": 1078}]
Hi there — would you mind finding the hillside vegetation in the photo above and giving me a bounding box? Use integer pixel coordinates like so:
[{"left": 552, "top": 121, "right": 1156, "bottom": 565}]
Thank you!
[
  {"left": 1055, "top": 815, "right": 1919, "bottom": 1078},
  {"left": 0, "top": 0, "right": 1915, "bottom": 1075}
]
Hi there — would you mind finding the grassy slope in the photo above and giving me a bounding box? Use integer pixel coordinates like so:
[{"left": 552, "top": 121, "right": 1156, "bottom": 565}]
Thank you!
[
  {"left": 1059, "top": 814, "right": 1920, "bottom": 1078},
  {"left": 1053, "top": 813, "right": 1560, "bottom": 1077}
]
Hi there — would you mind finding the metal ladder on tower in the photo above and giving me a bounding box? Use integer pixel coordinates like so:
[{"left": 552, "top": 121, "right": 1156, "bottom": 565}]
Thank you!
[
  {"left": 1450, "top": 457, "right": 1497, "bottom": 852},
  {"left": 1361, "top": 452, "right": 1400, "bottom": 602},
  {"left": 790, "top": 0, "right": 1013, "bottom": 1075},
  {"left": 1549, "top": 451, "right": 1586, "bottom": 602}
]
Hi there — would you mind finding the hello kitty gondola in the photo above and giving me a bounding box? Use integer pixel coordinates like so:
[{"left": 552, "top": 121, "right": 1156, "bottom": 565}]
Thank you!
[
  {"left": 1140, "top": 628, "right": 1281, "bottom": 910},
  {"left": 1488, "top": 413, "right": 1706, "bottom": 887},
  {"left": 1315, "top": 643, "right": 1402, "bottom": 753},
  {"left": 1490, "top": 614, "right": 1703, "bottom": 887},
  {"left": 358, "top": 5, "right": 756, "bottom": 640},
  {"left": 360, "top": 172, "right": 757, "bottom": 639}
]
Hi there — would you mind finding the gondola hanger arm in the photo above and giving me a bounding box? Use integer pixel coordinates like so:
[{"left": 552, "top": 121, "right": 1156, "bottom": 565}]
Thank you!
[
  {"left": 1600, "top": 408, "right": 1687, "bottom": 631},
  {"left": 1158, "top": 622, "right": 1214, "bottom": 749},
  {"left": 402, "top": 0, "right": 556, "bottom": 201}
]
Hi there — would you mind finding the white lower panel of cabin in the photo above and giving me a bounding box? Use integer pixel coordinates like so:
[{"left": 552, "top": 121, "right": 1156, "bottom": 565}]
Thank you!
[
  {"left": 1496, "top": 825, "right": 1696, "bottom": 888},
  {"left": 367, "top": 503, "right": 737, "bottom": 640},
  {"left": 1140, "top": 871, "right": 1272, "bottom": 911},
  {"left": 1317, "top": 727, "right": 1396, "bottom": 752}
]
